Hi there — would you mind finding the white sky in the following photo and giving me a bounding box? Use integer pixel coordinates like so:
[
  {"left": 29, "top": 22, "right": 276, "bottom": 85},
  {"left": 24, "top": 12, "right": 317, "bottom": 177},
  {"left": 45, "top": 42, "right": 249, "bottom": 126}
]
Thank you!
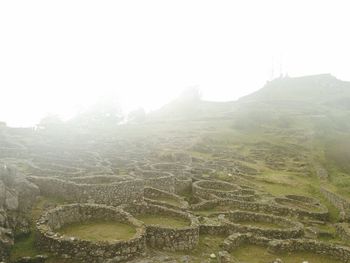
[{"left": 1, "top": 0, "right": 350, "bottom": 127}]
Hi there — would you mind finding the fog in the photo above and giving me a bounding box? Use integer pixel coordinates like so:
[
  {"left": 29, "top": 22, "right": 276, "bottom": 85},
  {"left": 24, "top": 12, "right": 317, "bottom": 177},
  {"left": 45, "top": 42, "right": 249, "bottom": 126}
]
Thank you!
[{"left": 1, "top": 0, "right": 349, "bottom": 127}]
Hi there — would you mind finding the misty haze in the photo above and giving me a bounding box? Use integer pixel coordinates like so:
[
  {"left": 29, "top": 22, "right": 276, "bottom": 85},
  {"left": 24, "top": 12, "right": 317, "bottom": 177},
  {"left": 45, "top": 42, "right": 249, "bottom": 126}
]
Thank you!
[{"left": 1, "top": 1, "right": 350, "bottom": 263}]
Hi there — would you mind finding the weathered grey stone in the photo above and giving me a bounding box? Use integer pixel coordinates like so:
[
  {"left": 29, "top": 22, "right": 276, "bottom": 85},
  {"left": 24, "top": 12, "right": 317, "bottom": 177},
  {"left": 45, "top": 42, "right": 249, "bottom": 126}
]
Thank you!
[
  {"left": 0, "top": 181, "right": 5, "bottom": 207},
  {"left": 36, "top": 204, "right": 147, "bottom": 263},
  {"left": 218, "top": 251, "right": 231, "bottom": 263},
  {"left": 5, "top": 190, "right": 18, "bottom": 210},
  {"left": 123, "top": 203, "right": 200, "bottom": 251}
]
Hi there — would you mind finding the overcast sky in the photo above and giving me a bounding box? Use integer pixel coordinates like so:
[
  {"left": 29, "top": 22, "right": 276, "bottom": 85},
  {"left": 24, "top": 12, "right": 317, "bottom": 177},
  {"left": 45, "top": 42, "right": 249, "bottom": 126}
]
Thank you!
[{"left": 1, "top": 0, "right": 349, "bottom": 127}]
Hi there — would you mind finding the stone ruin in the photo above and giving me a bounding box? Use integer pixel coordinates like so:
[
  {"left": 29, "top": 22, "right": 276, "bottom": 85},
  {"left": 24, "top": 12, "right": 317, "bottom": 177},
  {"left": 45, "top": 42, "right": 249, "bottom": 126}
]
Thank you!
[
  {"left": 16, "top": 171, "right": 350, "bottom": 262},
  {"left": 1, "top": 126, "right": 350, "bottom": 263},
  {"left": 36, "top": 204, "right": 146, "bottom": 263}
]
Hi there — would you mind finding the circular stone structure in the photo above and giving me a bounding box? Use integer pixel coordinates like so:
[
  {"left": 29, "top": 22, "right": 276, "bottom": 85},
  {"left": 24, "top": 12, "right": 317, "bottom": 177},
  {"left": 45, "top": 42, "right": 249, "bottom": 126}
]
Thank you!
[
  {"left": 36, "top": 204, "right": 146, "bottom": 263},
  {"left": 192, "top": 197, "right": 329, "bottom": 221},
  {"left": 192, "top": 180, "right": 255, "bottom": 201},
  {"left": 67, "top": 174, "right": 135, "bottom": 184},
  {"left": 131, "top": 169, "right": 176, "bottom": 193},
  {"left": 273, "top": 195, "right": 329, "bottom": 219},
  {"left": 174, "top": 173, "right": 193, "bottom": 195},
  {"left": 122, "top": 203, "right": 199, "bottom": 251},
  {"left": 222, "top": 210, "right": 304, "bottom": 239},
  {"left": 144, "top": 187, "right": 189, "bottom": 210},
  {"left": 150, "top": 163, "right": 191, "bottom": 176},
  {"left": 28, "top": 175, "right": 144, "bottom": 206},
  {"left": 223, "top": 233, "right": 347, "bottom": 263}
]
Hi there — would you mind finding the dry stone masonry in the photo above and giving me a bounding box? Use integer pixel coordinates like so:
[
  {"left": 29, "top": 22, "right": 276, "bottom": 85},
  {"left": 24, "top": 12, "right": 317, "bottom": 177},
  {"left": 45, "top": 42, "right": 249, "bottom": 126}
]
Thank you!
[
  {"left": 35, "top": 204, "right": 147, "bottom": 263},
  {"left": 122, "top": 203, "right": 200, "bottom": 251},
  {"left": 1, "top": 124, "right": 350, "bottom": 263}
]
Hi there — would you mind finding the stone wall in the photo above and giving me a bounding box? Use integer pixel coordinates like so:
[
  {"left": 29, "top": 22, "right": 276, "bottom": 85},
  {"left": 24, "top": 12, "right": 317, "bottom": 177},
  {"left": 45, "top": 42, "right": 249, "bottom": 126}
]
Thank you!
[
  {"left": 269, "top": 238, "right": 350, "bottom": 262},
  {"left": 144, "top": 187, "right": 189, "bottom": 210},
  {"left": 122, "top": 203, "right": 199, "bottom": 251},
  {"left": 35, "top": 204, "right": 146, "bottom": 263},
  {"left": 273, "top": 195, "right": 327, "bottom": 214},
  {"left": 131, "top": 170, "right": 176, "bottom": 193},
  {"left": 222, "top": 210, "right": 304, "bottom": 239},
  {"left": 191, "top": 198, "right": 329, "bottom": 221},
  {"left": 144, "top": 176, "right": 175, "bottom": 194},
  {"left": 321, "top": 187, "right": 350, "bottom": 222},
  {"left": 336, "top": 223, "right": 350, "bottom": 242},
  {"left": 28, "top": 176, "right": 144, "bottom": 206},
  {"left": 199, "top": 223, "right": 231, "bottom": 236},
  {"left": 68, "top": 175, "right": 134, "bottom": 184},
  {"left": 192, "top": 180, "right": 255, "bottom": 201},
  {"left": 285, "top": 194, "right": 320, "bottom": 204},
  {"left": 222, "top": 233, "right": 271, "bottom": 252},
  {"left": 150, "top": 163, "right": 191, "bottom": 177},
  {"left": 174, "top": 174, "right": 192, "bottom": 195},
  {"left": 223, "top": 233, "right": 350, "bottom": 263}
]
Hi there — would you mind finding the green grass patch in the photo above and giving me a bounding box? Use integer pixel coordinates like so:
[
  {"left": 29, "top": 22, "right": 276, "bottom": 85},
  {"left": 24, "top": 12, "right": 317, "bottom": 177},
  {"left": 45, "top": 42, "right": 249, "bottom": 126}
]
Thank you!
[
  {"left": 58, "top": 221, "right": 136, "bottom": 241},
  {"left": 10, "top": 232, "right": 39, "bottom": 261}
]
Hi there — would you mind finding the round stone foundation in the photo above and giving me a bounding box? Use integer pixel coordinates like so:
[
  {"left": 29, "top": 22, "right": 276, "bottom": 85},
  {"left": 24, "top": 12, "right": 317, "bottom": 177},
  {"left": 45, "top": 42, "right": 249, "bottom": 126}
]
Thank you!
[
  {"left": 273, "top": 195, "right": 329, "bottom": 219},
  {"left": 275, "top": 194, "right": 325, "bottom": 211},
  {"left": 222, "top": 210, "right": 304, "bottom": 239},
  {"left": 144, "top": 187, "right": 189, "bottom": 210},
  {"left": 131, "top": 169, "right": 176, "bottom": 193},
  {"left": 192, "top": 180, "right": 255, "bottom": 201},
  {"left": 28, "top": 176, "right": 144, "bottom": 206},
  {"left": 122, "top": 203, "right": 199, "bottom": 251},
  {"left": 35, "top": 204, "right": 146, "bottom": 263}
]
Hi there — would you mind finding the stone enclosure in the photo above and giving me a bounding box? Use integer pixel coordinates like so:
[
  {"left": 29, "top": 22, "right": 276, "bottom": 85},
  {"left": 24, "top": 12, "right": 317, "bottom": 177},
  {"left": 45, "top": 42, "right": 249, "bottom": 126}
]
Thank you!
[
  {"left": 24, "top": 171, "right": 350, "bottom": 263},
  {"left": 1, "top": 124, "right": 350, "bottom": 263},
  {"left": 36, "top": 204, "right": 146, "bottom": 263}
]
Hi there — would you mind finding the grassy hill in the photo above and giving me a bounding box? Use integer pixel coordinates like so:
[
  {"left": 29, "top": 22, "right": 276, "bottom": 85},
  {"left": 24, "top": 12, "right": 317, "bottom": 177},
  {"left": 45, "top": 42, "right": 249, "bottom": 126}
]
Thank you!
[{"left": 147, "top": 74, "right": 350, "bottom": 200}]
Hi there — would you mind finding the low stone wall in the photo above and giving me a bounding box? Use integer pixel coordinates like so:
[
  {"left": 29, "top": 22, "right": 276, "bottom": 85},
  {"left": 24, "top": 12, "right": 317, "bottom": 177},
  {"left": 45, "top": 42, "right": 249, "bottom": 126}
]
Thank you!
[
  {"left": 131, "top": 170, "right": 175, "bottom": 193},
  {"left": 336, "top": 223, "right": 350, "bottom": 242},
  {"left": 199, "top": 221, "right": 231, "bottom": 236},
  {"left": 145, "top": 176, "right": 175, "bottom": 193},
  {"left": 321, "top": 187, "right": 350, "bottom": 222},
  {"left": 269, "top": 238, "right": 350, "bottom": 262},
  {"left": 273, "top": 195, "right": 327, "bottom": 214},
  {"left": 222, "top": 232, "right": 271, "bottom": 252},
  {"left": 122, "top": 203, "right": 199, "bottom": 251},
  {"left": 191, "top": 198, "right": 329, "bottom": 221},
  {"left": 222, "top": 210, "right": 304, "bottom": 239},
  {"left": 68, "top": 175, "right": 134, "bottom": 184},
  {"left": 35, "top": 204, "right": 146, "bottom": 263},
  {"left": 174, "top": 174, "right": 192, "bottom": 195},
  {"left": 285, "top": 194, "right": 320, "bottom": 204},
  {"left": 144, "top": 187, "right": 189, "bottom": 210},
  {"left": 28, "top": 176, "right": 144, "bottom": 206},
  {"left": 150, "top": 163, "right": 191, "bottom": 176},
  {"left": 223, "top": 233, "right": 350, "bottom": 263},
  {"left": 192, "top": 180, "right": 255, "bottom": 201},
  {"left": 190, "top": 166, "right": 216, "bottom": 177}
]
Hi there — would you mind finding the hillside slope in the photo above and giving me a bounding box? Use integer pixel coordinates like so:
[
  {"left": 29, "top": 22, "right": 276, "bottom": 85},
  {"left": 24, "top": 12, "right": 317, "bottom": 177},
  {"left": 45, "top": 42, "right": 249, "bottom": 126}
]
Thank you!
[{"left": 147, "top": 74, "right": 350, "bottom": 198}]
